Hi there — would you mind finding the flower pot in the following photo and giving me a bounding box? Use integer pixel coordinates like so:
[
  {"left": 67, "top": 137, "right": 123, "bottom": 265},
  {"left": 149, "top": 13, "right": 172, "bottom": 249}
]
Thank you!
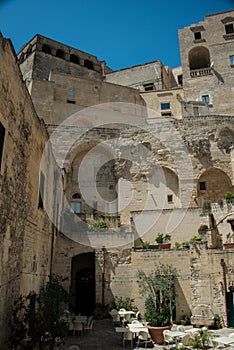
[
  {"left": 147, "top": 325, "right": 171, "bottom": 344},
  {"left": 157, "top": 243, "right": 171, "bottom": 250},
  {"left": 223, "top": 242, "right": 234, "bottom": 249}
]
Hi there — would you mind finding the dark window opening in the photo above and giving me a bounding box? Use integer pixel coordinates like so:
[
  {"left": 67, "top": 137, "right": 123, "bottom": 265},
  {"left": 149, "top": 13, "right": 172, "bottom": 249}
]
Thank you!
[
  {"left": 143, "top": 83, "right": 155, "bottom": 91},
  {"left": 38, "top": 171, "right": 45, "bottom": 209},
  {"left": 199, "top": 181, "right": 206, "bottom": 190},
  {"left": 225, "top": 23, "right": 234, "bottom": 34},
  {"left": 202, "top": 95, "right": 210, "bottom": 103},
  {"left": 109, "top": 185, "right": 114, "bottom": 190},
  {"left": 84, "top": 59, "right": 94, "bottom": 70},
  {"left": 161, "top": 102, "right": 170, "bottom": 110},
  {"left": 178, "top": 74, "right": 183, "bottom": 86},
  {"left": 194, "top": 32, "right": 202, "bottom": 40},
  {"left": 72, "top": 193, "right": 81, "bottom": 199},
  {"left": 56, "top": 49, "right": 65, "bottom": 59},
  {"left": 0, "top": 122, "right": 5, "bottom": 170},
  {"left": 42, "top": 44, "right": 51, "bottom": 54},
  {"left": 67, "top": 100, "right": 76, "bottom": 104},
  {"left": 161, "top": 112, "right": 172, "bottom": 117},
  {"left": 167, "top": 194, "right": 173, "bottom": 203},
  {"left": 70, "top": 54, "right": 80, "bottom": 64}
]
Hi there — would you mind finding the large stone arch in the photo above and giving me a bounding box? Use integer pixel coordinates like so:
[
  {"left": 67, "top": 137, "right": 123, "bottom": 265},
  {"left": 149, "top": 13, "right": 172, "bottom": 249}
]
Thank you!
[
  {"left": 197, "top": 168, "right": 233, "bottom": 205},
  {"left": 189, "top": 46, "right": 211, "bottom": 70}
]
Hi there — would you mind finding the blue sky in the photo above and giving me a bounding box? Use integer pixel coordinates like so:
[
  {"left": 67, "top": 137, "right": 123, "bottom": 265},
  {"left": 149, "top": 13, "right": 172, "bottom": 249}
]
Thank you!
[{"left": 0, "top": 0, "right": 233, "bottom": 70}]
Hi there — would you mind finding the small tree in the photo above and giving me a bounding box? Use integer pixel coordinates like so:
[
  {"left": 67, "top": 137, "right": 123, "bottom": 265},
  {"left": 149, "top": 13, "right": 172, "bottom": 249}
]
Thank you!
[{"left": 137, "top": 263, "right": 177, "bottom": 326}]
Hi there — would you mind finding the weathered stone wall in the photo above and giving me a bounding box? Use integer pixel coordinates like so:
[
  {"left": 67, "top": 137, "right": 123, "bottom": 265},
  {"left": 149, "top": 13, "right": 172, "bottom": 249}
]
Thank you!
[
  {"left": 179, "top": 10, "right": 234, "bottom": 116},
  {"left": 0, "top": 35, "right": 57, "bottom": 346}
]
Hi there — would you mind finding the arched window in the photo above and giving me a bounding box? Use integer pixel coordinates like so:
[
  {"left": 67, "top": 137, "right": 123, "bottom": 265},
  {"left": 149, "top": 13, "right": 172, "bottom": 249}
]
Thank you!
[
  {"left": 42, "top": 44, "right": 51, "bottom": 54},
  {"left": 56, "top": 49, "right": 65, "bottom": 59},
  {"left": 72, "top": 193, "right": 81, "bottom": 199},
  {"left": 84, "top": 59, "right": 94, "bottom": 70},
  {"left": 70, "top": 54, "right": 80, "bottom": 64},
  {"left": 188, "top": 46, "right": 210, "bottom": 70}
]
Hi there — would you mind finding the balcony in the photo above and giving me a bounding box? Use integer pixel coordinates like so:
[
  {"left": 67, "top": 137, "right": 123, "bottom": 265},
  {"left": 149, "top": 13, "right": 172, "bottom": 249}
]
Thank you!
[{"left": 190, "top": 67, "right": 213, "bottom": 78}]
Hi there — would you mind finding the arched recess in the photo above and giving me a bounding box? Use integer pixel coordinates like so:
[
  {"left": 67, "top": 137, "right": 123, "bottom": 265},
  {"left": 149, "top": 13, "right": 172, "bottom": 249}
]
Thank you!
[
  {"left": 217, "top": 127, "right": 234, "bottom": 153},
  {"left": 70, "top": 54, "right": 80, "bottom": 64},
  {"left": 42, "top": 44, "right": 51, "bottom": 54},
  {"left": 70, "top": 252, "right": 95, "bottom": 315},
  {"left": 84, "top": 59, "right": 94, "bottom": 70},
  {"left": 56, "top": 49, "right": 65, "bottom": 59},
  {"left": 148, "top": 166, "right": 180, "bottom": 209},
  {"left": 197, "top": 168, "right": 233, "bottom": 204},
  {"left": 189, "top": 46, "right": 210, "bottom": 70}
]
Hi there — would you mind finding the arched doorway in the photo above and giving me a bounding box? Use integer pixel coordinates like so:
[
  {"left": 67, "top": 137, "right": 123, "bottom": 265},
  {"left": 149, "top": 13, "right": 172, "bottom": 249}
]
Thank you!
[{"left": 71, "top": 252, "right": 95, "bottom": 315}]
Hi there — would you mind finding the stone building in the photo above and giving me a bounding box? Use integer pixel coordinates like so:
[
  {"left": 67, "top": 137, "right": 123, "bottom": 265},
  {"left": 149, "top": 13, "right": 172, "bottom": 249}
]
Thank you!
[{"left": 0, "top": 9, "right": 234, "bottom": 348}]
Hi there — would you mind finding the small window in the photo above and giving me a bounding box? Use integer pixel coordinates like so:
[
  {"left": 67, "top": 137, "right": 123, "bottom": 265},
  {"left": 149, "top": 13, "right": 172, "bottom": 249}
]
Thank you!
[
  {"left": 72, "top": 193, "right": 81, "bottom": 199},
  {"left": 160, "top": 102, "right": 170, "bottom": 110},
  {"left": 167, "top": 194, "right": 173, "bottom": 203},
  {"left": 70, "top": 54, "right": 79, "bottom": 64},
  {"left": 38, "top": 171, "right": 45, "bottom": 209},
  {"left": 225, "top": 23, "right": 234, "bottom": 34},
  {"left": 177, "top": 74, "right": 183, "bottom": 86},
  {"left": 161, "top": 112, "right": 172, "bottom": 117},
  {"left": 67, "top": 100, "right": 76, "bottom": 104},
  {"left": 194, "top": 32, "right": 201, "bottom": 40},
  {"left": 109, "top": 185, "right": 114, "bottom": 190},
  {"left": 70, "top": 202, "right": 82, "bottom": 214},
  {"left": 230, "top": 55, "right": 234, "bottom": 66},
  {"left": 143, "top": 83, "right": 155, "bottom": 91},
  {"left": 0, "top": 122, "right": 5, "bottom": 170},
  {"left": 193, "top": 107, "right": 199, "bottom": 117},
  {"left": 202, "top": 95, "right": 210, "bottom": 103},
  {"left": 199, "top": 181, "right": 206, "bottom": 190},
  {"left": 84, "top": 59, "right": 94, "bottom": 70},
  {"left": 42, "top": 44, "right": 51, "bottom": 54},
  {"left": 56, "top": 49, "right": 65, "bottom": 59},
  {"left": 69, "top": 90, "right": 75, "bottom": 97}
]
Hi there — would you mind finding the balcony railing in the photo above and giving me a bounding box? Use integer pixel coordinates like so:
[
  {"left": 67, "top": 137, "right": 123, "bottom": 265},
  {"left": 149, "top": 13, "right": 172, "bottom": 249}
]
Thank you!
[{"left": 190, "top": 67, "right": 213, "bottom": 78}]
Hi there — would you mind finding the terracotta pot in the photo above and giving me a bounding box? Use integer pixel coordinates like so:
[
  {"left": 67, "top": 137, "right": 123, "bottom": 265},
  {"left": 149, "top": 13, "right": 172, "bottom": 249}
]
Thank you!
[
  {"left": 223, "top": 242, "right": 234, "bottom": 249},
  {"left": 157, "top": 243, "right": 171, "bottom": 249},
  {"left": 147, "top": 325, "right": 171, "bottom": 344}
]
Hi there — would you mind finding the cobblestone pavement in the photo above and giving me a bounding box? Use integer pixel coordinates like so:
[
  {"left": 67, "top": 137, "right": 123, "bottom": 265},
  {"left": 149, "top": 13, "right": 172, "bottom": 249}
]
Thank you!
[{"left": 60, "top": 318, "right": 234, "bottom": 350}]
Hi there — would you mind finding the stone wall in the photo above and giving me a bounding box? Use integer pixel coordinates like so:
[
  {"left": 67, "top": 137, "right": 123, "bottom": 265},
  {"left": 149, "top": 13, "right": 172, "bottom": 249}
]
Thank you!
[{"left": 0, "top": 35, "right": 58, "bottom": 346}]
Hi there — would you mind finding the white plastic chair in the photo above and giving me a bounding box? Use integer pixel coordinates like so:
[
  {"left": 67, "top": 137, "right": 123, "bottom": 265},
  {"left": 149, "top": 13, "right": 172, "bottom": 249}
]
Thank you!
[
  {"left": 123, "top": 330, "right": 133, "bottom": 348},
  {"left": 177, "top": 325, "right": 185, "bottom": 332},
  {"left": 137, "top": 330, "right": 152, "bottom": 348},
  {"left": 229, "top": 333, "right": 234, "bottom": 338},
  {"left": 178, "top": 334, "right": 191, "bottom": 348},
  {"left": 131, "top": 319, "right": 140, "bottom": 324}
]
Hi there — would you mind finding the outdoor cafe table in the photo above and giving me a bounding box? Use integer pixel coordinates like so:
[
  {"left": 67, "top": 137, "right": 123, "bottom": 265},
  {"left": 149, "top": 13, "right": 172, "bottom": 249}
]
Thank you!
[
  {"left": 213, "top": 336, "right": 234, "bottom": 347},
  {"left": 168, "top": 330, "right": 186, "bottom": 348},
  {"left": 127, "top": 323, "right": 148, "bottom": 337},
  {"left": 184, "top": 328, "right": 201, "bottom": 334},
  {"left": 118, "top": 310, "right": 135, "bottom": 317}
]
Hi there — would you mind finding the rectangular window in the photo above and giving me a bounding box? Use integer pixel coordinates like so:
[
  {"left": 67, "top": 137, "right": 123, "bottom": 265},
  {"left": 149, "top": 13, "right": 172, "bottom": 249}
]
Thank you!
[
  {"left": 0, "top": 122, "right": 5, "bottom": 170},
  {"left": 70, "top": 202, "right": 81, "bottom": 214},
  {"left": 67, "top": 100, "right": 76, "bottom": 104},
  {"left": 193, "top": 107, "right": 199, "bottom": 117},
  {"left": 143, "top": 83, "right": 155, "bottom": 91},
  {"left": 199, "top": 181, "right": 206, "bottom": 190},
  {"left": 230, "top": 55, "right": 234, "bottom": 66},
  {"left": 202, "top": 95, "right": 210, "bottom": 103},
  {"left": 225, "top": 23, "right": 234, "bottom": 34},
  {"left": 167, "top": 194, "right": 173, "bottom": 203},
  {"left": 194, "top": 32, "right": 201, "bottom": 40},
  {"left": 38, "top": 171, "right": 45, "bottom": 209},
  {"left": 177, "top": 74, "right": 183, "bottom": 86},
  {"left": 160, "top": 102, "right": 170, "bottom": 110}
]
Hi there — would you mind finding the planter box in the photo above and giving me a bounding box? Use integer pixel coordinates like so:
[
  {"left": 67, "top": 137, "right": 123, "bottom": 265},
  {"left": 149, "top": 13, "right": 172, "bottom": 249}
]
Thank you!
[
  {"left": 223, "top": 242, "right": 234, "bottom": 249},
  {"left": 157, "top": 243, "right": 171, "bottom": 250},
  {"left": 147, "top": 325, "right": 171, "bottom": 344}
]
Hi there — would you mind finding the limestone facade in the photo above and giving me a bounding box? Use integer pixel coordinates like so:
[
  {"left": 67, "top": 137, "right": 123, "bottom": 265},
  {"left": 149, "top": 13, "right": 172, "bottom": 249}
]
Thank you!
[{"left": 0, "top": 9, "right": 234, "bottom": 348}]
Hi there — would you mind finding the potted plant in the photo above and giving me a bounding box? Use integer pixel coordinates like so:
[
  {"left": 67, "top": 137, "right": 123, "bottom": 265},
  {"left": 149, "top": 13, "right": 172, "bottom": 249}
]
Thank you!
[
  {"left": 137, "top": 263, "right": 177, "bottom": 344},
  {"left": 180, "top": 314, "right": 190, "bottom": 325},
  {"left": 155, "top": 233, "right": 171, "bottom": 249},
  {"left": 139, "top": 238, "right": 150, "bottom": 249},
  {"left": 223, "top": 232, "right": 234, "bottom": 249}
]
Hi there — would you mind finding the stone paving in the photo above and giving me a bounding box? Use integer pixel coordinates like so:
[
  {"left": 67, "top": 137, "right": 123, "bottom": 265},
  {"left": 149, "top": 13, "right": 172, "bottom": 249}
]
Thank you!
[{"left": 60, "top": 318, "right": 234, "bottom": 350}]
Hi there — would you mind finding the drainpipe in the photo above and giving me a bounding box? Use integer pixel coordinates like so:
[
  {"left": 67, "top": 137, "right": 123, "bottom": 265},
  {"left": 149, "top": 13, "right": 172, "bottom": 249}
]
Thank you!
[
  {"left": 102, "top": 247, "right": 106, "bottom": 306},
  {"left": 220, "top": 259, "right": 228, "bottom": 327}
]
